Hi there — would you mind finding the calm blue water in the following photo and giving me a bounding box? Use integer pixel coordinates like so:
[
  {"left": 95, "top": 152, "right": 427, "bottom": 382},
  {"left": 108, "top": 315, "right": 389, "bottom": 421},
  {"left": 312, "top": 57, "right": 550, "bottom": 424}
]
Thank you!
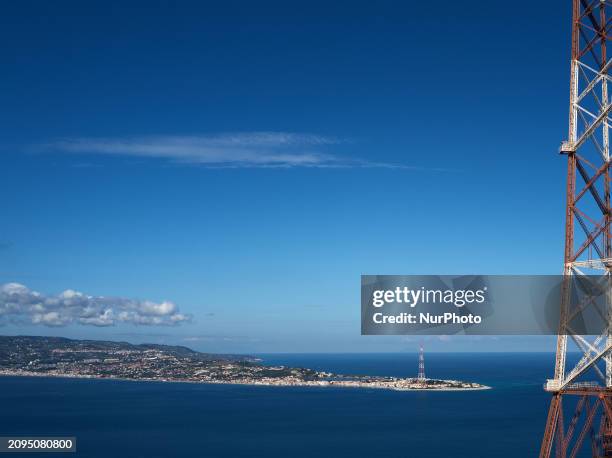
[{"left": 0, "top": 353, "right": 556, "bottom": 457}]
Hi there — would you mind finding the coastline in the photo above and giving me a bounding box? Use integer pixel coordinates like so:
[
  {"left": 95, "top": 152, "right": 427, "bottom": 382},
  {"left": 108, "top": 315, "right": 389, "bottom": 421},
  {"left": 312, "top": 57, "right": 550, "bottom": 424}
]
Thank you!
[{"left": 0, "top": 370, "right": 491, "bottom": 391}]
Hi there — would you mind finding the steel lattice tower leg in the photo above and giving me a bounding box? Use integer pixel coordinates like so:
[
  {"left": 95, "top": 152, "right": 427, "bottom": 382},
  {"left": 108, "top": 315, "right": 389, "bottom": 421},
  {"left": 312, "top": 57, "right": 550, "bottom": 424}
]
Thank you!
[{"left": 540, "top": 1, "right": 612, "bottom": 457}]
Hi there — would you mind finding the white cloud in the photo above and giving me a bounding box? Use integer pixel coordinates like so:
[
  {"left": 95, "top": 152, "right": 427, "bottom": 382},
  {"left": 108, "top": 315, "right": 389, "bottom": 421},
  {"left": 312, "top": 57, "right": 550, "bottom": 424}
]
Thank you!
[
  {"left": 41, "top": 132, "right": 412, "bottom": 169},
  {"left": 0, "top": 282, "right": 191, "bottom": 327}
]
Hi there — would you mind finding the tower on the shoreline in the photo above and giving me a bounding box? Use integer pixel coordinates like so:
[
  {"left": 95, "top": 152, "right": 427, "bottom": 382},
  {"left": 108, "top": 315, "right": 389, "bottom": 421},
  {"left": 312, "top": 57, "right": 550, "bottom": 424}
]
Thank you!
[{"left": 417, "top": 344, "right": 425, "bottom": 382}]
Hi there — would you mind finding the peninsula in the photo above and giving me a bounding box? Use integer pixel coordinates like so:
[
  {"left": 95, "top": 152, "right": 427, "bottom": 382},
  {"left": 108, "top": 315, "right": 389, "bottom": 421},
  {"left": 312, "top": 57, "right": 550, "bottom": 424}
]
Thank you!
[{"left": 0, "top": 336, "right": 489, "bottom": 391}]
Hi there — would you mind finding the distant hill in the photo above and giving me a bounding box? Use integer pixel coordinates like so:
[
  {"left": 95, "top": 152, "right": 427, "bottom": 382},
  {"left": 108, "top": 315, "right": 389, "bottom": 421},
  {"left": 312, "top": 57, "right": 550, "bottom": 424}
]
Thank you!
[{"left": 0, "top": 335, "right": 254, "bottom": 363}]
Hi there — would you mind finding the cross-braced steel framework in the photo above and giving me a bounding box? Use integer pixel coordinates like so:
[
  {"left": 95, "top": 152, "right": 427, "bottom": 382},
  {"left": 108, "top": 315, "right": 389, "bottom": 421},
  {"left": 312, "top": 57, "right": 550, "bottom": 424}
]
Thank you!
[{"left": 540, "top": 1, "right": 612, "bottom": 457}]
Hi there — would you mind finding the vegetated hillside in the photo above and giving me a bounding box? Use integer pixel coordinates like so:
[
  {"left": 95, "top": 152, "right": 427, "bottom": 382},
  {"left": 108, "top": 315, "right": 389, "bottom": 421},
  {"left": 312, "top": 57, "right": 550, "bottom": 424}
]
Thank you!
[{"left": 0, "top": 335, "right": 254, "bottom": 366}]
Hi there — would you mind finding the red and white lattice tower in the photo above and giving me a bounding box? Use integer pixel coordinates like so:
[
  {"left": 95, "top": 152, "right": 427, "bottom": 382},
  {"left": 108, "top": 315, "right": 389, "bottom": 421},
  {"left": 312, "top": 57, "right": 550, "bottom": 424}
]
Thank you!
[
  {"left": 540, "top": 1, "right": 612, "bottom": 457},
  {"left": 418, "top": 344, "right": 425, "bottom": 382}
]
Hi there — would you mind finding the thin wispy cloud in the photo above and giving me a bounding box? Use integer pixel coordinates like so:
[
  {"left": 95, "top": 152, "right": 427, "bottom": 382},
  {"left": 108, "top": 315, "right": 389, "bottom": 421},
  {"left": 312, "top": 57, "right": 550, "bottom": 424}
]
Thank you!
[
  {"left": 40, "top": 132, "right": 414, "bottom": 169},
  {"left": 0, "top": 283, "right": 191, "bottom": 327}
]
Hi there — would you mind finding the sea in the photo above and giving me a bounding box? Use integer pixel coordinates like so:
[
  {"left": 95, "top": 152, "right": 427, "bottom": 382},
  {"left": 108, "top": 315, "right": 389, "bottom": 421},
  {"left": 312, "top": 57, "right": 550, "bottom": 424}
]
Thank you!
[{"left": 0, "top": 353, "right": 556, "bottom": 457}]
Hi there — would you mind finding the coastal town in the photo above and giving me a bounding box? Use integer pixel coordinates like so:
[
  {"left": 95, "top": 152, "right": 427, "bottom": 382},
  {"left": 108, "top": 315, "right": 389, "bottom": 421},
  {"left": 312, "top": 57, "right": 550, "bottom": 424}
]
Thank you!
[{"left": 0, "top": 336, "right": 489, "bottom": 391}]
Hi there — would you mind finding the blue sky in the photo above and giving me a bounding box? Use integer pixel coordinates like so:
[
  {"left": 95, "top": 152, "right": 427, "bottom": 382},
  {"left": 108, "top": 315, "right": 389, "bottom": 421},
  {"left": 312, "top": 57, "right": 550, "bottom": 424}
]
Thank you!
[{"left": 0, "top": 0, "right": 571, "bottom": 352}]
